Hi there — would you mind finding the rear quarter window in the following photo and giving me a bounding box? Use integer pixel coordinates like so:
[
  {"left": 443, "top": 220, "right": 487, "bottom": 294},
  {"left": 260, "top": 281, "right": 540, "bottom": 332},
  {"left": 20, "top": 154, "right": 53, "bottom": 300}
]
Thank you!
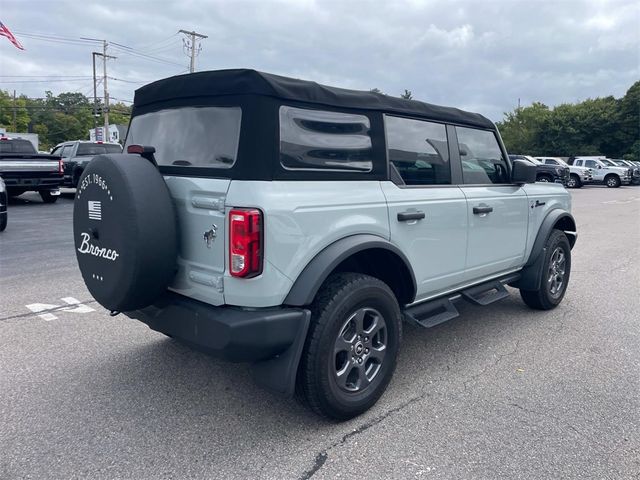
[
  {"left": 125, "top": 106, "right": 241, "bottom": 168},
  {"left": 279, "top": 106, "right": 373, "bottom": 172}
]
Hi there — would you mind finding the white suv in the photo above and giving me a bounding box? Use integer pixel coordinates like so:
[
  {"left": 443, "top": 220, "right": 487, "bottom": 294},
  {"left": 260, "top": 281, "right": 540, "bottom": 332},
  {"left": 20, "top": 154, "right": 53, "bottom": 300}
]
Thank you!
[{"left": 73, "top": 69, "right": 577, "bottom": 419}]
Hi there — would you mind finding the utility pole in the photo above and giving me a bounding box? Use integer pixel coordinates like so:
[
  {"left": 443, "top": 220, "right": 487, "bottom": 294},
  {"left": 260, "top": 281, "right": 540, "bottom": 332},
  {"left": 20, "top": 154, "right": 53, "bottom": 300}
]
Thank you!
[
  {"left": 179, "top": 29, "right": 207, "bottom": 73},
  {"left": 12, "top": 90, "right": 17, "bottom": 132},
  {"left": 83, "top": 38, "right": 115, "bottom": 141},
  {"left": 101, "top": 40, "right": 116, "bottom": 140},
  {"left": 91, "top": 52, "right": 99, "bottom": 134}
]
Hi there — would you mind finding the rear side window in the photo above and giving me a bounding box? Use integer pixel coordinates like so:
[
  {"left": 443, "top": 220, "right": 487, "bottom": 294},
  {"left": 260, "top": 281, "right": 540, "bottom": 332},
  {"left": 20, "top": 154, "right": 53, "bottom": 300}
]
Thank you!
[
  {"left": 76, "top": 143, "right": 122, "bottom": 156},
  {"left": 385, "top": 115, "right": 451, "bottom": 185},
  {"left": 456, "top": 127, "right": 509, "bottom": 184},
  {"left": 279, "top": 106, "right": 373, "bottom": 172},
  {"left": 125, "top": 106, "right": 241, "bottom": 168}
]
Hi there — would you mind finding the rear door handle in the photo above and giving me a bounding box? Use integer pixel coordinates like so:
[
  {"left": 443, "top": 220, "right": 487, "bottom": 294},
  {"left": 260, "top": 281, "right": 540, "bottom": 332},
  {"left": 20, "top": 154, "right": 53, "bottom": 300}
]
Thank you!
[
  {"left": 397, "top": 211, "right": 426, "bottom": 222},
  {"left": 472, "top": 206, "right": 493, "bottom": 215}
]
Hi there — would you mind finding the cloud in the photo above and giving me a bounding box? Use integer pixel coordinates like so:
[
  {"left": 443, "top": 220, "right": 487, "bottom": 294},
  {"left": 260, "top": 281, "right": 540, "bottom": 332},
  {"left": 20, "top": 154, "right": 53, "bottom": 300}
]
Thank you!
[{"left": 0, "top": 0, "right": 638, "bottom": 122}]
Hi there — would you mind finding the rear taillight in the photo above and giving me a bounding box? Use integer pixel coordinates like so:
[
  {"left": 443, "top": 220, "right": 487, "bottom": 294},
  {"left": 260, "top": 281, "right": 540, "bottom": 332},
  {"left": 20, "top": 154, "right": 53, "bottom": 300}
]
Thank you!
[
  {"left": 58, "top": 159, "right": 64, "bottom": 174},
  {"left": 229, "top": 208, "right": 263, "bottom": 278}
]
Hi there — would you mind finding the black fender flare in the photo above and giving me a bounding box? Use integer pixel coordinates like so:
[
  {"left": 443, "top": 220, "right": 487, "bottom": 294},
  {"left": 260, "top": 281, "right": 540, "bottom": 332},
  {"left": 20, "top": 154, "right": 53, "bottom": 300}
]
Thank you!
[
  {"left": 511, "top": 209, "right": 577, "bottom": 291},
  {"left": 283, "top": 234, "right": 417, "bottom": 306}
]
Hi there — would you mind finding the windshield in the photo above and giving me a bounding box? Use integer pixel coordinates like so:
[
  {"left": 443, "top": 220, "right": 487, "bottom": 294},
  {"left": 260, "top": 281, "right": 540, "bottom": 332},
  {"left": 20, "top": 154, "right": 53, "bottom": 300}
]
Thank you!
[
  {"left": 600, "top": 159, "right": 615, "bottom": 166},
  {"left": 76, "top": 143, "right": 122, "bottom": 156},
  {"left": 125, "top": 106, "right": 242, "bottom": 168},
  {"left": 0, "top": 139, "right": 37, "bottom": 154}
]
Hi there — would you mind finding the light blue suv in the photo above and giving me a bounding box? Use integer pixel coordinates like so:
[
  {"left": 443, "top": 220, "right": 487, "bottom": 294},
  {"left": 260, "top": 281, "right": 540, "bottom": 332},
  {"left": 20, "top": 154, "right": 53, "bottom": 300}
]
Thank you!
[{"left": 73, "top": 69, "right": 577, "bottom": 420}]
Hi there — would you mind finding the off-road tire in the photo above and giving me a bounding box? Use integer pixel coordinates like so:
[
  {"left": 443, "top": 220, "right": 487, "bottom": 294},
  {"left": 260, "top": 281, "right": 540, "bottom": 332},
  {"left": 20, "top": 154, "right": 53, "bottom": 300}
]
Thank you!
[
  {"left": 39, "top": 190, "right": 58, "bottom": 203},
  {"left": 566, "top": 174, "right": 581, "bottom": 189},
  {"left": 520, "top": 229, "right": 571, "bottom": 310},
  {"left": 605, "top": 174, "right": 621, "bottom": 188},
  {"left": 296, "top": 273, "right": 402, "bottom": 420}
]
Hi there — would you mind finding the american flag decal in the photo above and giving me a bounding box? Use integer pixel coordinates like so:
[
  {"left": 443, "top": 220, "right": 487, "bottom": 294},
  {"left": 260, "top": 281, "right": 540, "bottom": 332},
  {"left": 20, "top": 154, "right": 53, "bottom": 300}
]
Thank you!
[{"left": 88, "top": 201, "right": 102, "bottom": 221}]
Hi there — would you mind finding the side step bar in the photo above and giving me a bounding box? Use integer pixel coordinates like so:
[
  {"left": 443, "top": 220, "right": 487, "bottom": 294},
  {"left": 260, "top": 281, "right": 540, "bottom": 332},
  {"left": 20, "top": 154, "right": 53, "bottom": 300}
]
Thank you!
[{"left": 404, "top": 273, "right": 520, "bottom": 329}]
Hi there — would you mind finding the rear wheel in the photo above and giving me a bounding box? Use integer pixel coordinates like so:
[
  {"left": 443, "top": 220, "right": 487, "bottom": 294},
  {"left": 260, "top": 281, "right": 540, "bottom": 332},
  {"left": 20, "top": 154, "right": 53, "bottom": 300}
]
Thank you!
[
  {"left": 566, "top": 174, "right": 581, "bottom": 188},
  {"left": 520, "top": 229, "right": 571, "bottom": 310},
  {"left": 297, "top": 273, "right": 402, "bottom": 420},
  {"left": 605, "top": 174, "right": 621, "bottom": 188},
  {"left": 0, "top": 213, "right": 6, "bottom": 232},
  {"left": 39, "top": 190, "right": 58, "bottom": 203}
]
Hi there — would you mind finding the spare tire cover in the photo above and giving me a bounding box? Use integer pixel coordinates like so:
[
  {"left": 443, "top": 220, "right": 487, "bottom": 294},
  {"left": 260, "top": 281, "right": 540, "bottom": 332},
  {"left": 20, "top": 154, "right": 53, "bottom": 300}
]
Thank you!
[{"left": 73, "top": 154, "right": 177, "bottom": 312}]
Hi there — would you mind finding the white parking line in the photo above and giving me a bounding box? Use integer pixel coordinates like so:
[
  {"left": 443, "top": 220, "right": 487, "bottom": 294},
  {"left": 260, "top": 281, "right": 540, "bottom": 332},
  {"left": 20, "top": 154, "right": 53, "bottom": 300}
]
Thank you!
[{"left": 26, "top": 297, "right": 96, "bottom": 321}]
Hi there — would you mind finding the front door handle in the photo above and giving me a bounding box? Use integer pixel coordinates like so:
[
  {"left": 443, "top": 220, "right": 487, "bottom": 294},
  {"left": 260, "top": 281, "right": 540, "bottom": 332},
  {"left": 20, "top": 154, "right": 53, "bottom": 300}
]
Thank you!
[
  {"left": 397, "top": 211, "right": 426, "bottom": 222},
  {"left": 472, "top": 206, "right": 493, "bottom": 215}
]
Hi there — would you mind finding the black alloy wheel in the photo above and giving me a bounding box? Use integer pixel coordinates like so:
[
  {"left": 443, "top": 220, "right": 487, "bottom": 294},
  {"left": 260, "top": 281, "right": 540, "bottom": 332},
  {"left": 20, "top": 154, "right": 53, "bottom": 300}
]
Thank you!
[{"left": 333, "top": 307, "right": 388, "bottom": 393}]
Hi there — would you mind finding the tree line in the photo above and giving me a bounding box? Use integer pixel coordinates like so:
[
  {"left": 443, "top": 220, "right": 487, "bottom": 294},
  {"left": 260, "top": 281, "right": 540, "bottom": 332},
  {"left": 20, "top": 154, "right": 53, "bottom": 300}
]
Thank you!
[
  {"left": 0, "top": 90, "right": 131, "bottom": 151},
  {"left": 1, "top": 82, "right": 637, "bottom": 159},
  {"left": 497, "top": 81, "right": 639, "bottom": 160}
]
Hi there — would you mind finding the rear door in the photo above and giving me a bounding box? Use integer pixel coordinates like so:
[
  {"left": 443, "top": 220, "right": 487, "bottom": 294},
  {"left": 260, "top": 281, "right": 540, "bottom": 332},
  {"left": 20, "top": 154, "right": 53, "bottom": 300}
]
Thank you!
[
  {"left": 381, "top": 115, "right": 468, "bottom": 299},
  {"left": 125, "top": 105, "right": 243, "bottom": 306},
  {"left": 454, "top": 126, "right": 529, "bottom": 281}
]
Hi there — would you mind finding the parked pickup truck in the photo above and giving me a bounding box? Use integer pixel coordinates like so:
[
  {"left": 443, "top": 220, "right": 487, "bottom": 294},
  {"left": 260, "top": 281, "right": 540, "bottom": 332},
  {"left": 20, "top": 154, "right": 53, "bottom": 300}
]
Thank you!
[
  {"left": 571, "top": 157, "right": 631, "bottom": 188},
  {"left": 0, "top": 137, "right": 63, "bottom": 203},
  {"left": 536, "top": 157, "right": 593, "bottom": 188},
  {"left": 51, "top": 140, "right": 122, "bottom": 187},
  {"left": 508, "top": 155, "right": 569, "bottom": 185}
]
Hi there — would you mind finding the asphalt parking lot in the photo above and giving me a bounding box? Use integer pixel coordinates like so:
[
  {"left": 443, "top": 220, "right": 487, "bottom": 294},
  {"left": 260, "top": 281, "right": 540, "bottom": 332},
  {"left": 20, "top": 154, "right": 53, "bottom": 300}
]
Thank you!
[{"left": 1, "top": 186, "right": 639, "bottom": 480}]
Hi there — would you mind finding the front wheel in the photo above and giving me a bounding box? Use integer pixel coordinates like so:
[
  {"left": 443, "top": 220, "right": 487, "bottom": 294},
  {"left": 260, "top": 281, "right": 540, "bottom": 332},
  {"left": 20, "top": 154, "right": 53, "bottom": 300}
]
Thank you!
[
  {"left": 566, "top": 174, "right": 581, "bottom": 189},
  {"left": 39, "top": 190, "right": 58, "bottom": 203},
  {"left": 520, "top": 229, "right": 571, "bottom": 310},
  {"left": 605, "top": 175, "right": 621, "bottom": 188},
  {"left": 537, "top": 175, "right": 551, "bottom": 183},
  {"left": 297, "top": 273, "right": 402, "bottom": 420}
]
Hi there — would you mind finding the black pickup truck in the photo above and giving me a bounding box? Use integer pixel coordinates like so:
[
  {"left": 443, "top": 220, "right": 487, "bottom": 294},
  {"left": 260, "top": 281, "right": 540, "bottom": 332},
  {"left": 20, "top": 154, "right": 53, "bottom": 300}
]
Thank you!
[
  {"left": 0, "top": 137, "right": 63, "bottom": 203},
  {"left": 51, "top": 141, "right": 122, "bottom": 187},
  {"left": 509, "top": 154, "right": 569, "bottom": 185}
]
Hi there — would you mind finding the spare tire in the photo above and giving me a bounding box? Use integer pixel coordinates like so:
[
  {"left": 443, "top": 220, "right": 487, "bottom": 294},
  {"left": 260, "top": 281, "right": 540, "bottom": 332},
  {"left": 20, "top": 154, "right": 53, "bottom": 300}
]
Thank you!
[{"left": 73, "top": 154, "right": 177, "bottom": 312}]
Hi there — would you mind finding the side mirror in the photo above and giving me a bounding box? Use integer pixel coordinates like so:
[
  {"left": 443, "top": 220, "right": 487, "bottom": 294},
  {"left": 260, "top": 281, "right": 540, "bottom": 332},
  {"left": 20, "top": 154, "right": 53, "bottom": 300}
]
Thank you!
[
  {"left": 511, "top": 159, "right": 537, "bottom": 184},
  {"left": 597, "top": 165, "right": 602, "bottom": 169}
]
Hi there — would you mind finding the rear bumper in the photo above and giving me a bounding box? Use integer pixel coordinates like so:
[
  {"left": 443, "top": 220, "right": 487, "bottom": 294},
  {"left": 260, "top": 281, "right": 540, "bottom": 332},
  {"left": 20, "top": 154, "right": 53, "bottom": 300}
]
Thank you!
[
  {"left": 3, "top": 176, "right": 62, "bottom": 190},
  {"left": 126, "top": 292, "right": 310, "bottom": 363}
]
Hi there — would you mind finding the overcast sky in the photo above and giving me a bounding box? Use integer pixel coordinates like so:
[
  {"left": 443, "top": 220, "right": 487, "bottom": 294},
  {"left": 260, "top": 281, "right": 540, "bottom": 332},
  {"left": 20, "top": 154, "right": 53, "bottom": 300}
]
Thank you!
[{"left": 1, "top": 0, "right": 638, "bottom": 121}]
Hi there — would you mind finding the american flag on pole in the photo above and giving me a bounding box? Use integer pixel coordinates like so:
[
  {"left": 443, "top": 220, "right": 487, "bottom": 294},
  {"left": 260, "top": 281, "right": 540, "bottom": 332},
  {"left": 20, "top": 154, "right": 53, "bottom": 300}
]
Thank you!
[{"left": 0, "top": 21, "right": 25, "bottom": 50}]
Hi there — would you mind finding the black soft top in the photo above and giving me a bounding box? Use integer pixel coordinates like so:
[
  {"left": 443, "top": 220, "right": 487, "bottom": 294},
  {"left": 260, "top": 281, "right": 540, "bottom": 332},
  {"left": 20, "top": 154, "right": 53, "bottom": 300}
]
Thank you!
[{"left": 134, "top": 69, "right": 495, "bottom": 129}]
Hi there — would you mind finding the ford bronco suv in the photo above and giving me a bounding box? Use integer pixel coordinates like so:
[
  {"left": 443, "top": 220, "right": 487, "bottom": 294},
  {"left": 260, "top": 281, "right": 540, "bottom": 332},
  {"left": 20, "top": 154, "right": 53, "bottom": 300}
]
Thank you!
[{"left": 73, "top": 69, "right": 577, "bottom": 420}]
